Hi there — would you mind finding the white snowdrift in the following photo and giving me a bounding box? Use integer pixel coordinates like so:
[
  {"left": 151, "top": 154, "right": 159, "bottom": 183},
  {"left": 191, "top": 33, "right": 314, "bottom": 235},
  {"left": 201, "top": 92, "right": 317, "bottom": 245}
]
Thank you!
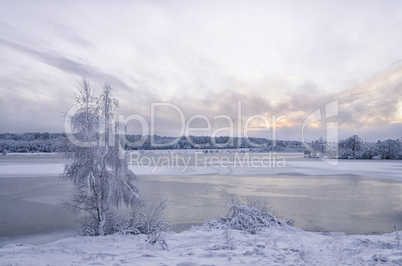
[{"left": 1, "top": 225, "right": 401, "bottom": 265}]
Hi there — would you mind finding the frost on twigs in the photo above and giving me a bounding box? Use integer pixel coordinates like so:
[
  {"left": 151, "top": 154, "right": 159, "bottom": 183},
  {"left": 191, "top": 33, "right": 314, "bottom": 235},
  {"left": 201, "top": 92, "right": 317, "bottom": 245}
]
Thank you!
[
  {"left": 62, "top": 78, "right": 141, "bottom": 236},
  {"left": 121, "top": 199, "right": 171, "bottom": 250},
  {"left": 62, "top": 78, "right": 171, "bottom": 244},
  {"left": 204, "top": 197, "right": 292, "bottom": 234}
]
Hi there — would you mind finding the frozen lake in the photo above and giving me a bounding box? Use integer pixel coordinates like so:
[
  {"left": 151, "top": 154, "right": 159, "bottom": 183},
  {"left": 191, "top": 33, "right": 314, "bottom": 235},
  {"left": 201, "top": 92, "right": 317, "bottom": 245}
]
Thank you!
[{"left": 0, "top": 153, "right": 401, "bottom": 248}]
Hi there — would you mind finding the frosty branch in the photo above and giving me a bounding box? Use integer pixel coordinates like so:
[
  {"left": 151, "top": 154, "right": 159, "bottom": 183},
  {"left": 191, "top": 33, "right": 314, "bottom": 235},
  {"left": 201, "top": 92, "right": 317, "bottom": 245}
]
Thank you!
[{"left": 61, "top": 77, "right": 141, "bottom": 236}]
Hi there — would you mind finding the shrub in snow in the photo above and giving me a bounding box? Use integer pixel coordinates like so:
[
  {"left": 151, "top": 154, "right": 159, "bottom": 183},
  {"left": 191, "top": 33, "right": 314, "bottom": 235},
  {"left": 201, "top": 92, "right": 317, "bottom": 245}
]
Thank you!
[
  {"left": 78, "top": 198, "right": 170, "bottom": 249},
  {"left": 124, "top": 199, "right": 170, "bottom": 249},
  {"left": 205, "top": 197, "right": 291, "bottom": 234},
  {"left": 78, "top": 210, "right": 125, "bottom": 236}
]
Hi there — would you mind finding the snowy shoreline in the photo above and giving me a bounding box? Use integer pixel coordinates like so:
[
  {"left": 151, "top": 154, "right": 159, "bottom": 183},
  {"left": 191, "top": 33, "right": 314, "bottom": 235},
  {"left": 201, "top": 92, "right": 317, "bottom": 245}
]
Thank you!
[{"left": 1, "top": 224, "right": 401, "bottom": 265}]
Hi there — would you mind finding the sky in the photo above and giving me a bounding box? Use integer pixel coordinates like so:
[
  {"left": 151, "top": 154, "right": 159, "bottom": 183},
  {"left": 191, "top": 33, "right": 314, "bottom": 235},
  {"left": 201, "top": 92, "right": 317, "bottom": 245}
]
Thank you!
[{"left": 0, "top": 0, "right": 401, "bottom": 142}]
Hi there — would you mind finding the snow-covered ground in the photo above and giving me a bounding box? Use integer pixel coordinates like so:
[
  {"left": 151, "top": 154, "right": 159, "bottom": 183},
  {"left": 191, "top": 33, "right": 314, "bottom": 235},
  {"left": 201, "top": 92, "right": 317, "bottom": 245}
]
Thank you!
[{"left": 1, "top": 224, "right": 401, "bottom": 265}]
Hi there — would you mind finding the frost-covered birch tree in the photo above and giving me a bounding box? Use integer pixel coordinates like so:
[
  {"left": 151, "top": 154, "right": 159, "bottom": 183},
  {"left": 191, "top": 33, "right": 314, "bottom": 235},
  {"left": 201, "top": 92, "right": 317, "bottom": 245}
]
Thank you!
[{"left": 63, "top": 78, "right": 140, "bottom": 236}]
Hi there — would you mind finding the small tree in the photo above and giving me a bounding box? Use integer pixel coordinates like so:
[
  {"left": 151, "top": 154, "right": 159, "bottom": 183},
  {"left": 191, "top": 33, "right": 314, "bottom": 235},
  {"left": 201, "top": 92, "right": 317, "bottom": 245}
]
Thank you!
[
  {"left": 62, "top": 78, "right": 140, "bottom": 236},
  {"left": 338, "top": 135, "right": 362, "bottom": 159},
  {"left": 310, "top": 137, "right": 327, "bottom": 157},
  {"left": 377, "top": 139, "right": 402, "bottom": 159}
]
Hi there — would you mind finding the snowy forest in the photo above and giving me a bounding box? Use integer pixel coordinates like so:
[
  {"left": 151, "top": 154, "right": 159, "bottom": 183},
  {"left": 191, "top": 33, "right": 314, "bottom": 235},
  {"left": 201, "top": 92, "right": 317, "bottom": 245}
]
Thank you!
[{"left": 0, "top": 132, "right": 401, "bottom": 159}]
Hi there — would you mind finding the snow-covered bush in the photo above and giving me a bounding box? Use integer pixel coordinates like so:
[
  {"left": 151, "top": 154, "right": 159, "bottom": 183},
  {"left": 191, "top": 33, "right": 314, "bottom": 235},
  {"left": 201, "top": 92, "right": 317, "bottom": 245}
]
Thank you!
[
  {"left": 128, "top": 199, "right": 170, "bottom": 235},
  {"left": 205, "top": 197, "right": 291, "bottom": 234},
  {"left": 118, "top": 199, "right": 170, "bottom": 249},
  {"left": 76, "top": 198, "right": 170, "bottom": 250},
  {"left": 78, "top": 209, "right": 124, "bottom": 236}
]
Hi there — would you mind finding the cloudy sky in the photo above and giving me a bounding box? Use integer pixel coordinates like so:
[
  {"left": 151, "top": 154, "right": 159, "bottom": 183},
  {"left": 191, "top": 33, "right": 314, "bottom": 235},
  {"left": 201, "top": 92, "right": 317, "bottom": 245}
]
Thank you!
[{"left": 0, "top": 0, "right": 401, "bottom": 142}]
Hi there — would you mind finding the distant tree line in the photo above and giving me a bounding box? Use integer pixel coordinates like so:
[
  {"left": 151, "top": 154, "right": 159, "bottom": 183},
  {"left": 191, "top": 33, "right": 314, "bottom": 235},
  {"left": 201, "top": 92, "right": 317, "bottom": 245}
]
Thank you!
[
  {"left": 307, "top": 135, "right": 402, "bottom": 160},
  {"left": 123, "top": 135, "right": 305, "bottom": 152},
  {"left": 0, "top": 133, "right": 306, "bottom": 153},
  {"left": 0, "top": 132, "right": 401, "bottom": 159},
  {"left": 0, "top": 132, "right": 67, "bottom": 153}
]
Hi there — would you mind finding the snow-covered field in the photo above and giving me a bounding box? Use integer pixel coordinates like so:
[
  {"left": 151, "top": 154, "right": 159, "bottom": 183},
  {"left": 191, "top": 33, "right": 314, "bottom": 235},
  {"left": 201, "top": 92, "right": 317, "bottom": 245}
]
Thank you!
[
  {"left": 1, "top": 152, "right": 401, "bottom": 181},
  {"left": 1, "top": 152, "right": 402, "bottom": 265},
  {"left": 1, "top": 224, "right": 401, "bottom": 265}
]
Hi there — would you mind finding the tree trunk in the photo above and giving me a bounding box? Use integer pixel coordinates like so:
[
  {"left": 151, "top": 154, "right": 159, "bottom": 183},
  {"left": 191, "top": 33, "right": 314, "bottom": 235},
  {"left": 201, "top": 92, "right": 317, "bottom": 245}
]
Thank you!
[{"left": 99, "top": 208, "right": 106, "bottom": 236}]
